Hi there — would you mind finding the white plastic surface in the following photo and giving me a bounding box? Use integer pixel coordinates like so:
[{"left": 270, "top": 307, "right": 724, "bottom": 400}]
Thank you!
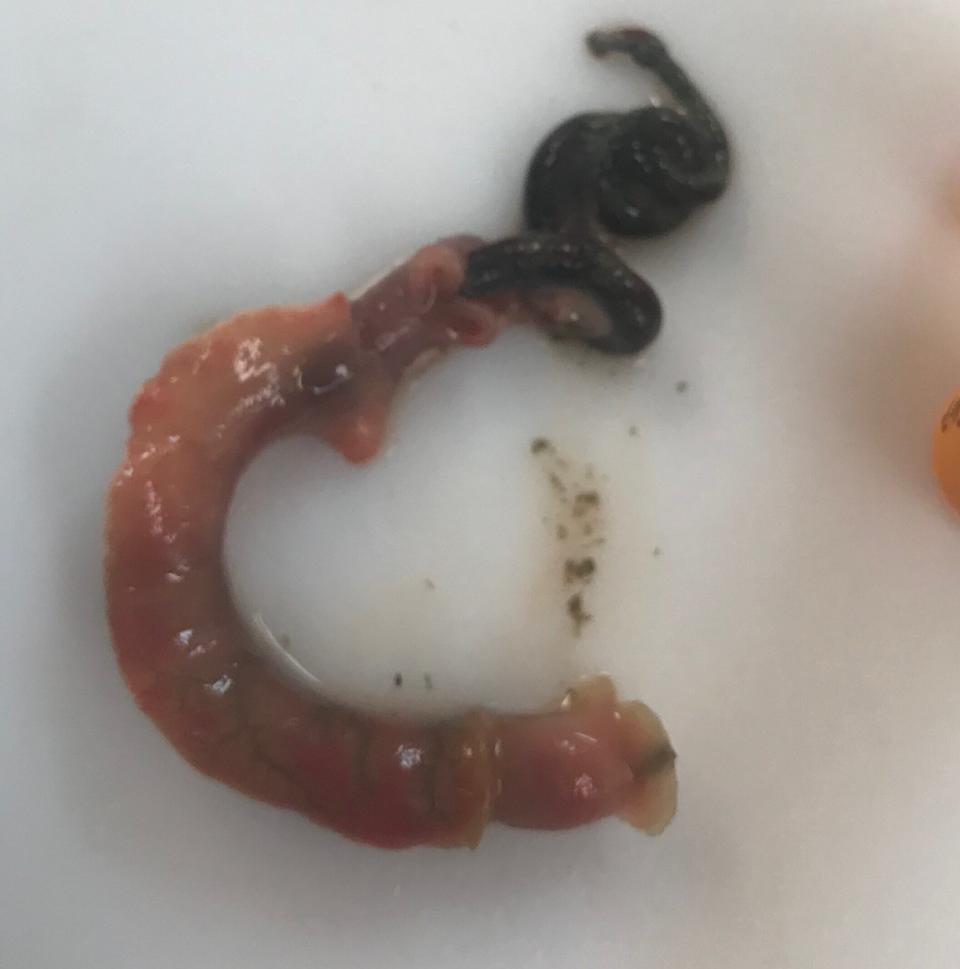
[{"left": 5, "top": 1, "right": 960, "bottom": 966}]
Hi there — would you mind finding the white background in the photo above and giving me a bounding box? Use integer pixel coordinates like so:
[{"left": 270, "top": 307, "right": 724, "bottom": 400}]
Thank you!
[{"left": 4, "top": 1, "right": 960, "bottom": 966}]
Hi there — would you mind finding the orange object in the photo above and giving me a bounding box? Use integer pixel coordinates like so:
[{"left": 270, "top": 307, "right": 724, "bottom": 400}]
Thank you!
[{"left": 933, "top": 392, "right": 960, "bottom": 513}]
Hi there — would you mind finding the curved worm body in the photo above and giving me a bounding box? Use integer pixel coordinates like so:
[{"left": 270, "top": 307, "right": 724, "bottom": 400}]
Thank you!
[
  {"left": 461, "top": 234, "right": 662, "bottom": 355},
  {"left": 526, "top": 28, "right": 730, "bottom": 237},
  {"left": 463, "top": 27, "right": 730, "bottom": 356},
  {"left": 105, "top": 237, "right": 677, "bottom": 848}
]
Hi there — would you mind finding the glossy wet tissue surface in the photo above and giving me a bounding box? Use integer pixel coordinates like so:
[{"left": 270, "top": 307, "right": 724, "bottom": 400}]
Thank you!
[{"left": 5, "top": 0, "right": 960, "bottom": 965}]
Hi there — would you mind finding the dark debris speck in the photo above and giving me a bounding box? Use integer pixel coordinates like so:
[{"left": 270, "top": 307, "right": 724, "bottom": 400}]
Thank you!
[
  {"left": 564, "top": 557, "right": 596, "bottom": 583},
  {"left": 530, "top": 437, "right": 553, "bottom": 455},
  {"left": 572, "top": 490, "right": 600, "bottom": 517},
  {"left": 567, "top": 593, "right": 592, "bottom": 635}
]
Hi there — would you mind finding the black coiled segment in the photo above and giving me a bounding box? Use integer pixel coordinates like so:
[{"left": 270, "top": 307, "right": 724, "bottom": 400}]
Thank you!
[
  {"left": 461, "top": 27, "right": 729, "bottom": 356},
  {"left": 461, "top": 234, "right": 661, "bottom": 356}
]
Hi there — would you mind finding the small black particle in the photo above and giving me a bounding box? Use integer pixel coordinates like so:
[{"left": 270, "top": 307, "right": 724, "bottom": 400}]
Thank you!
[
  {"left": 567, "top": 593, "right": 592, "bottom": 635},
  {"left": 424, "top": 673, "right": 434, "bottom": 690},
  {"left": 564, "top": 557, "right": 596, "bottom": 583},
  {"left": 675, "top": 380, "right": 689, "bottom": 394},
  {"left": 424, "top": 578, "right": 435, "bottom": 590},
  {"left": 394, "top": 673, "right": 403, "bottom": 687},
  {"left": 572, "top": 490, "right": 600, "bottom": 517},
  {"left": 628, "top": 425, "right": 639, "bottom": 437},
  {"left": 531, "top": 437, "right": 552, "bottom": 455},
  {"left": 653, "top": 546, "right": 662, "bottom": 558}
]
